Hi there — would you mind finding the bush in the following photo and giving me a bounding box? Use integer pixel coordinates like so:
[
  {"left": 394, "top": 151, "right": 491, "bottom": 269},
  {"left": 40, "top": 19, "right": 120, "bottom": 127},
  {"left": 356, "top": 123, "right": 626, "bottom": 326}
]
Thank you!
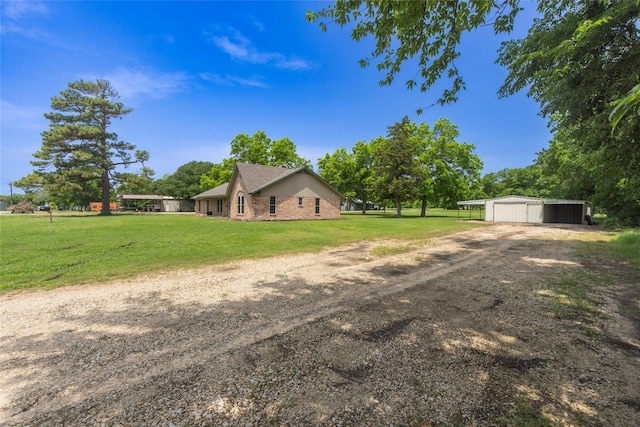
[
  {"left": 8, "top": 200, "right": 36, "bottom": 214},
  {"left": 600, "top": 215, "right": 623, "bottom": 230},
  {"left": 613, "top": 230, "right": 640, "bottom": 269}
]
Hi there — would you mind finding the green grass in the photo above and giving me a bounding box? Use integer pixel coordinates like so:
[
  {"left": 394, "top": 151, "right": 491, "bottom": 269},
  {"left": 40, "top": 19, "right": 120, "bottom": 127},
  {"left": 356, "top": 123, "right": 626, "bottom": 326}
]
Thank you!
[
  {"left": 612, "top": 229, "right": 640, "bottom": 269},
  {"left": 549, "top": 271, "right": 608, "bottom": 319},
  {"left": 0, "top": 209, "right": 486, "bottom": 291},
  {"left": 499, "top": 401, "right": 555, "bottom": 427}
]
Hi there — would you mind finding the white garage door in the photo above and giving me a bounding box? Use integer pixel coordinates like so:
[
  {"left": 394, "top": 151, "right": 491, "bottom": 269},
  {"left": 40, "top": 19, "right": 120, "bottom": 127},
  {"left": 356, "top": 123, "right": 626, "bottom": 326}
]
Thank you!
[{"left": 493, "top": 203, "right": 527, "bottom": 222}]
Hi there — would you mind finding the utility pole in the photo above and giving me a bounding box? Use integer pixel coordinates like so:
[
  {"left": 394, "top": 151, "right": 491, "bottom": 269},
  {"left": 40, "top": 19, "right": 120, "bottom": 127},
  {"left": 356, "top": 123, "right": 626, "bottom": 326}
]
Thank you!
[{"left": 9, "top": 182, "right": 13, "bottom": 205}]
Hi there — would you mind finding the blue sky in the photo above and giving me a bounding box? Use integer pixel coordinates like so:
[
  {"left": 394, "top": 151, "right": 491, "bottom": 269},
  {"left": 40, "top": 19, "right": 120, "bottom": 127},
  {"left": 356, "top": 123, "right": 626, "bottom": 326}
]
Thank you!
[{"left": 1, "top": 1, "right": 551, "bottom": 195}]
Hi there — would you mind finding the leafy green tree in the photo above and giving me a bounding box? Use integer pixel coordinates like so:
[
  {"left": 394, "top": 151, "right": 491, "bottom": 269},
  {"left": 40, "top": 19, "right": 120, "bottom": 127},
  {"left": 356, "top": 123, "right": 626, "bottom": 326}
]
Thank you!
[
  {"left": 13, "top": 172, "right": 45, "bottom": 196},
  {"left": 27, "top": 79, "right": 148, "bottom": 215},
  {"left": 534, "top": 129, "right": 595, "bottom": 201},
  {"left": 199, "top": 158, "right": 235, "bottom": 190},
  {"left": 498, "top": 0, "right": 640, "bottom": 224},
  {"left": 230, "top": 131, "right": 311, "bottom": 168},
  {"left": 351, "top": 140, "right": 376, "bottom": 213},
  {"left": 14, "top": 170, "right": 100, "bottom": 210},
  {"left": 416, "top": 118, "right": 483, "bottom": 214},
  {"left": 229, "top": 131, "right": 270, "bottom": 165},
  {"left": 153, "top": 161, "right": 214, "bottom": 199},
  {"left": 12, "top": 173, "right": 48, "bottom": 206},
  {"left": 610, "top": 82, "right": 640, "bottom": 129},
  {"left": 318, "top": 147, "right": 355, "bottom": 197},
  {"left": 307, "top": 0, "right": 521, "bottom": 106},
  {"left": 47, "top": 171, "right": 101, "bottom": 210},
  {"left": 115, "top": 167, "right": 156, "bottom": 196},
  {"left": 318, "top": 141, "right": 376, "bottom": 214},
  {"left": 481, "top": 165, "right": 546, "bottom": 199},
  {"left": 372, "top": 116, "right": 423, "bottom": 217},
  {"left": 309, "top": 1, "right": 640, "bottom": 223},
  {"left": 200, "top": 131, "right": 311, "bottom": 190},
  {"left": 269, "top": 137, "right": 312, "bottom": 168}
]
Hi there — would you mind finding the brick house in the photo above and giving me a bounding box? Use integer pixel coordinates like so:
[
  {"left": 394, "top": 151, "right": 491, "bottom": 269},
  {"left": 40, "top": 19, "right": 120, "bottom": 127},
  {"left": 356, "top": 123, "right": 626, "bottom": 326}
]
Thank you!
[{"left": 193, "top": 163, "right": 343, "bottom": 221}]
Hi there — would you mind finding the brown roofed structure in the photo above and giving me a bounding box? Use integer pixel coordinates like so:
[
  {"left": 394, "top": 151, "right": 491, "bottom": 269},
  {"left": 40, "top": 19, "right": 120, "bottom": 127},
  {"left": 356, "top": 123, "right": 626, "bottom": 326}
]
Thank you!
[{"left": 193, "top": 163, "right": 342, "bottom": 221}]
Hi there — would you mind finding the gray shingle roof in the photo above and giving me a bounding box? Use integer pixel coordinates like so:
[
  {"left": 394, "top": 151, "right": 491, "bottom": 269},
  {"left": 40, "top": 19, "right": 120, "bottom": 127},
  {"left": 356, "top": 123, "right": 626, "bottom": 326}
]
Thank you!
[
  {"left": 192, "top": 182, "right": 229, "bottom": 199},
  {"left": 194, "top": 162, "right": 343, "bottom": 199},
  {"left": 235, "top": 162, "right": 303, "bottom": 194}
]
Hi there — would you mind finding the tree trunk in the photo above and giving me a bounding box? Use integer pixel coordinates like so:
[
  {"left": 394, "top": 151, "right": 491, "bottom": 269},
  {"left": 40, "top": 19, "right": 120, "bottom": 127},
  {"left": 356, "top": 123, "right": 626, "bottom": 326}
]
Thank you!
[
  {"left": 361, "top": 200, "right": 366, "bottom": 215},
  {"left": 420, "top": 197, "right": 427, "bottom": 217},
  {"left": 101, "top": 169, "right": 111, "bottom": 215},
  {"left": 395, "top": 198, "right": 402, "bottom": 218}
]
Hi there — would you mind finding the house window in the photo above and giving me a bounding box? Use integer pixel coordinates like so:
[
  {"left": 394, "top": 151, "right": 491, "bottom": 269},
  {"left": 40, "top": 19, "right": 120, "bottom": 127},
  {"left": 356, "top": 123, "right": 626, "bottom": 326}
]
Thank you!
[
  {"left": 217, "top": 199, "right": 223, "bottom": 213},
  {"left": 298, "top": 197, "right": 303, "bottom": 207},
  {"left": 269, "top": 196, "right": 276, "bottom": 215},
  {"left": 198, "top": 200, "right": 201, "bottom": 211},
  {"left": 315, "top": 198, "right": 321, "bottom": 215},
  {"left": 237, "top": 194, "right": 245, "bottom": 214}
]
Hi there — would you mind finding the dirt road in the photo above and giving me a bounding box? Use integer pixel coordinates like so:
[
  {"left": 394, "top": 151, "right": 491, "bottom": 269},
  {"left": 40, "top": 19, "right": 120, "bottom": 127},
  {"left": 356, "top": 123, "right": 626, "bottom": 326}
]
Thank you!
[{"left": 1, "top": 223, "right": 639, "bottom": 426}]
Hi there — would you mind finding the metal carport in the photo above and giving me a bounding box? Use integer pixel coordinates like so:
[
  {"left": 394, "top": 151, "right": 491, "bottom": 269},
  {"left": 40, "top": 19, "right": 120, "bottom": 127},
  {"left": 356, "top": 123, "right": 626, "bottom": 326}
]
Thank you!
[{"left": 457, "top": 196, "right": 592, "bottom": 224}]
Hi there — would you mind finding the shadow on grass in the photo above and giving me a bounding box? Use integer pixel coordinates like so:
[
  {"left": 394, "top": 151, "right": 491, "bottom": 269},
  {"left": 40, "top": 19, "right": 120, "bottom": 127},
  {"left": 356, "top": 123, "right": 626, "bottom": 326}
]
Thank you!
[{"left": 342, "top": 211, "right": 464, "bottom": 220}]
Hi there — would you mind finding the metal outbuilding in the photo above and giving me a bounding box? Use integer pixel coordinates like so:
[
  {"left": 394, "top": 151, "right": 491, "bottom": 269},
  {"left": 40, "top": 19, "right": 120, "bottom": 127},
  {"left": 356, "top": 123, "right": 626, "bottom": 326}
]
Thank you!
[
  {"left": 457, "top": 195, "right": 592, "bottom": 224},
  {"left": 118, "top": 194, "right": 195, "bottom": 212}
]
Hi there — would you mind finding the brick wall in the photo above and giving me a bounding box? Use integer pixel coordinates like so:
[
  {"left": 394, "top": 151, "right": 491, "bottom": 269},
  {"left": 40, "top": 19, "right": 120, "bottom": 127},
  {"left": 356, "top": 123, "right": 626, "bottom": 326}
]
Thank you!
[
  {"left": 247, "top": 195, "right": 341, "bottom": 221},
  {"left": 194, "top": 198, "right": 229, "bottom": 218},
  {"left": 229, "top": 180, "right": 253, "bottom": 221},
  {"left": 216, "top": 173, "right": 343, "bottom": 221}
]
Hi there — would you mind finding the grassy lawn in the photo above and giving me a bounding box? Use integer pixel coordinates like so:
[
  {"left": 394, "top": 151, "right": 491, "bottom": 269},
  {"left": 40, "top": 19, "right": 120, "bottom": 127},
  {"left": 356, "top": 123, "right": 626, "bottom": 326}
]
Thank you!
[
  {"left": 613, "top": 229, "right": 640, "bottom": 269},
  {"left": 0, "top": 209, "right": 485, "bottom": 291}
]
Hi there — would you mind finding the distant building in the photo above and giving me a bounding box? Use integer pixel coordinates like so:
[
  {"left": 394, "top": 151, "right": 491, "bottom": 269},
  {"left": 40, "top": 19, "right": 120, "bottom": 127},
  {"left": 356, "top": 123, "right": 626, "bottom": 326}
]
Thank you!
[
  {"left": 116, "top": 195, "right": 195, "bottom": 212},
  {"left": 457, "top": 195, "right": 592, "bottom": 224},
  {"left": 341, "top": 199, "right": 380, "bottom": 211}
]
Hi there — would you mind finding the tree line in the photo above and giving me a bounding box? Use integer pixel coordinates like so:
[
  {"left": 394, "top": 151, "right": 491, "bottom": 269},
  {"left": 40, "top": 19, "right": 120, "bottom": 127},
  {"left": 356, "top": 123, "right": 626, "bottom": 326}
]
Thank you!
[
  {"left": 318, "top": 116, "right": 482, "bottom": 217},
  {"left": 11, "top": 79, "right": 481, "bottom": 217},
  {"left": 306, "top": 0, "right": 639, "bottom": 225},
  {"left": 11, "top": 0, "right": 640, "bottom": 224}
]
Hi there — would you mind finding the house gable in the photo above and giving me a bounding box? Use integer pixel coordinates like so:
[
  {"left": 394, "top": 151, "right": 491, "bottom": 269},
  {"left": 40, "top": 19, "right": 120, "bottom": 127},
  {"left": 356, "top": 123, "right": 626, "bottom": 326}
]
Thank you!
[
  {"left": 194, "top": 163, "right": 342, "bottom": 221},
  {"left": 193, "top": 183, "right": 230, "bottom": 217},
  {"left": 227, "top": 163, "right": 342, "bottom": 221}
]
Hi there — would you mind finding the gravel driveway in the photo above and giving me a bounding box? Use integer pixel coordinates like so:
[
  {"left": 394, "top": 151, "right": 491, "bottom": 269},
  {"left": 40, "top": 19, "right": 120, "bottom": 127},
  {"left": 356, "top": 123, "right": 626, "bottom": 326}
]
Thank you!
[{"left": 1, "top": 223, "right": 639, "bottom": 426}]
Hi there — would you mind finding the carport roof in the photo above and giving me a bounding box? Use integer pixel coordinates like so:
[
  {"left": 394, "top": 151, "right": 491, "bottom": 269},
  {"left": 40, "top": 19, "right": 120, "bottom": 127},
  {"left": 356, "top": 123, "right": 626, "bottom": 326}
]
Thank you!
[
  {"left": 457, "top": 195, "right": 591, "bottom": 206},
  {"left": 457, "top": 199, "right": 486, "bottom": 206},
  {"left": 120, "top": 194, "right": 174, "bottom": 200}
]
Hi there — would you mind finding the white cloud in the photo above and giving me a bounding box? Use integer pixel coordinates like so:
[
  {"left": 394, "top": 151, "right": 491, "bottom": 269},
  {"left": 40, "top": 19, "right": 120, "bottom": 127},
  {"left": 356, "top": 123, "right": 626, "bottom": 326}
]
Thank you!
[
  {"left": 1, "top": 1, "right": 47, "bottom": 20},
  {"left": 276, "top": 57, "right": 313, "bottom": 71},
  {"left": 252, "top": 19, "right": 265, "bottom": 32},
  {"left": 229, "top": 76, "right": 270, "bottom": 88},
  {"left": 211, "top": 33, "right": 277, "bottom": 64},
  {"left": 199, "top": 73, "right": 270, "bottom": 88},
  {"left": 209, "top": 29, "right": 312, "bottom": 71},
  {"left": 0, "top": 0, "right": 48, "bottom": 37},
  {"left": 103, "top": 68, "right": 191, "bottom": 101},
  {"left": 0, "top": 100, "right": 45, "bottom": 129}
]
